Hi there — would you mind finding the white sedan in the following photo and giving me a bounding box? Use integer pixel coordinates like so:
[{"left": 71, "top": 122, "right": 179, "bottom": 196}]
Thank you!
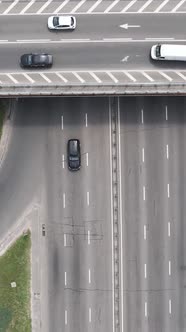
[{"left": 48, "top": 16, "right": 76, "bottom": 30}]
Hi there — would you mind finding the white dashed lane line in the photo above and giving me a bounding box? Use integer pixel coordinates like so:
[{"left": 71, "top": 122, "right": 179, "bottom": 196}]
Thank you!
[
  {"left": 144, "top": 225, "right": 147, "bottom": 240},
  {"left": 85, "top": 113, "right": 88, "bottom": 127},
  {"left": 165, "top": 105, "right": 168, "bottom": 121},
  {"left": 168, "top": 222, "right": 171, "bottom": 237},
  {"left": 61, "top": 116, "right": 64, "bottom": 130},
  {"left": 63, "top": 193, "right": 66, "bottom": 209},
  {"left": 88, "top": 268, "right": 91, "bottom": 284},
  {"left": 166, "top": 144, "right": 169, "bottom": 159},
  {"left": 145, "top": 301, "right": 148, "bottom": 317},
  {"left": 167, "top": 183, "right": 170, "bottom": 198},
  {"left": 65, "top": 271, "right": 67, "bottom": 286},
  {"left": 169, "top": 260, "right": 171, "bottom": 276},
  {"left": 88, "top": 230, "right": 90, "bottom": 245},
  {"left": 169, "top": 299, "right": 172, "bottom": 314},
  {"left": 143, "top": 186, "right": 146, "bottom": 201},
  {"left": 64, "top": 233, "right": 67, "bottom": 247},
  {"left": 89, "top": 307, "right": 92, "bottom": 323},
  {"left": 87, "top": 191, "right": 90, "bottom": 206},
  {"left": 86, "top": 152, "right": 89, "bottom": 166},
  {"left": 62, "top": 154, "right": 65, "bottom": 169},
  {"left": 65, "top": 310, "right": 68, "bottom": 325},
  {"left": 141, "top": 109, "right": 144, "bottom": 124},
  {"left": 142, "top": 148, "right": 145, "bottom": 163}
]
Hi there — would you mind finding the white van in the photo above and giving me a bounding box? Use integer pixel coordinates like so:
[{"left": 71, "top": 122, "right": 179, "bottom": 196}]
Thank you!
[{"left": 151, "top": 44, "right": 186, "bottom": 61}]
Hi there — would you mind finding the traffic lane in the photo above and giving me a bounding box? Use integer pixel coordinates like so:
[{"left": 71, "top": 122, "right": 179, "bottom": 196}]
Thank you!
[
  {"left": 60, "top": 97, "right": 113, "bottom": 332},
  {"left": 3, "top": 42, "right": 186, "bottom": 72},
  {"left": 1, "top": 14, "right": 186, "bottom": 40}
]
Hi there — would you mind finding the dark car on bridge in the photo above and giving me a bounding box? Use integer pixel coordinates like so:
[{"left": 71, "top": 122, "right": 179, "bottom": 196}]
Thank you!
[
  {"left": 20, "top": 53, "right": 53, "bottom": 68},
  {"left": 67, "top": 139, "right": 81, "bottom": 171}
]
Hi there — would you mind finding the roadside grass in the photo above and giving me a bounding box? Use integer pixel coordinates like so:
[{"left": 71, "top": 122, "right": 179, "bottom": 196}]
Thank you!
[
  {"left": 0, "top": 100, "right": 8, "bottom": 139},
  {"left": 0, "top": 231, "right": 31, "bottom": 332}
]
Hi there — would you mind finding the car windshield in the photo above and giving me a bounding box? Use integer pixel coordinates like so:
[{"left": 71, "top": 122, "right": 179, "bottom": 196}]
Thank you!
[
  {"left": 27, "top": 55, "right": 33, "bottom": 65},
  {"left": 53, "top": 17, "right": 59, "bottom": 27},
  {"left": 71, "top": 17, "right": 74, "bottom": 25},
  {"left": 156, "top": 45, "right": 161, "bottom": 58},
  {"left": 70, "top": 156, "right": 78, "bottom": 161}
]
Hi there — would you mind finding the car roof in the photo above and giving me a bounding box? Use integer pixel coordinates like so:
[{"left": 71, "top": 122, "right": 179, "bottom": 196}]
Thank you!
[{"left": 58, "top": 16, "right": 72, "bottom": 25}]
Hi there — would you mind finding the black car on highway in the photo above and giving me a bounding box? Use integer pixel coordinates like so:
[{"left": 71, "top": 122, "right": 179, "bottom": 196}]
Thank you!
[
  {"left": 20, "top": 53, "right": 53, "bottom": 68},
  {"left": 67, "top": 139, "right": 81, "bottom": 171}
]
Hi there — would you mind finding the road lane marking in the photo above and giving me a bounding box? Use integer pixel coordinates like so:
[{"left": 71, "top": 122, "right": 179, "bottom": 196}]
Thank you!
[
  {"left": 88, "top": 230, "right": 90, "bottom": 245},
  {"left": 169, "top": 299, "right": 172, "bottom": 314},
  {"left": 144, "top": 225, "right": 147, "bottom": 240},
  {"left": 169, "top": 260, "right": 171, "bottom": 275},
  {"left": 88, "top": 0, "right": 103, "bottom": 13},
  {"left": 142, "top": 72, "right": 154, "bottom": 82},
  {"left": 154, "top": 0, "right": 170, "bottom": 12},
  {"left": 176, "top": 71, "right": 186, "bottom": 80},
  {"left": 71, "top": 0, "right": 87, "bottom": 13},
  {"left": 159, "top": 71, "right": 172, "bottom": 82},
  {"left": 3, "top": 0, "right": 19, "bottom": 14},
  {"left": 63, "top": 193, "right": 66, "bottom": 208},
  {"left": 86, "top": 152, "right": 89, "bottom": 166},
  {"left": 17, "top": 39, "right": 51, "bottom": 43},
  {"left": 143, "top": 186, "right": 146, "bottom": 201},
  {"left": 65, "top": 310, "right": 68, "bottom": 325},
  {"left": 168, "top": 222, "right": 171, "bottom": 237},
  {"left": 88, "top": 269, "right": 91, "bottom": 284},
  {"left": 165, "top": 105, "right": 168, "bottom": 120},
  {"left": 37, "top": 0, "right": 53, "bottom": 14},
  {"left": 167, "top": 183, "right": 170, "bottom": 198},
  {"left": 89, "top": 307, "right": 92, "bottom": 322},
  {"left": 85, "top": 113, "right": 88, "bottom": 127},
  {"left": 109, "top": 97, "right": 115, "bottom": 332},
  {"left": 62, "top": 154, "right": 65, "bottom": 169},
  {"left": 145, "top": 37, "right": 174, "bottom": 40},
  {"left": 144, "top": 263, "right": 147, "bottom": 279},
  {"left": 107, "top": 72, "right": 118, "bottom": 83},
  {"left": 87, "top": 192, "right": 90, "bottom": 206},
  {"left": 73, "top": 72, "right": 85, "bottom": 83},
  {"left": 89, "top": 71, "right": 102, "bottom": 83},
  {"left": 61, "top": 116, "right": 63, "bottom": 130},
  {"left": 118, "top": 97, "right": 124, "bottom": 332},
  {"left": 65, "top": 271, "right": 67, "bottom": 286},
  {"left": 56, "top": 72, "right": 68, "bottom": 83},
  {"left": 104, "top": 0, "right": 120, "bottom": 13},
  {"left": 54, "top": 0, "right": 70, "bottom": 13},
  {"left": 121, "top": 0, "right": 138, "bottom": 12},
  {"left": 141, "top": 109, "right": 144, "bottom": 124},
  {"left": 64, "top": 234, "right": 67, "bottom": 247},
  {"left": 138, "top": 0, "right": 154, "bottom": 12},
  {"left": 171, "top": 0, "right": 186, "bottom": 12},
  {"left": 142, "top": 148, "right": 145, "bottom": 163},
  {"left": 40, "top": 73, "right": 51, "bottom": 83},
  {"left": 20, "top": 0, "right": 36, "bottom": 14},
  {"left": 123, "top": 71, "right": 136, "bottom": 82},
  {"left": 7, "top": 74, "right": 18, "bottom": 84},
  {"left": 145, "top": 301, "right": 148, "bottom": 317},
  {"left": 23, "top": 73, "right": 35, "bottom": 83},
  {"left": 166, "top": 144, "right": 169, "bottom": 159}
]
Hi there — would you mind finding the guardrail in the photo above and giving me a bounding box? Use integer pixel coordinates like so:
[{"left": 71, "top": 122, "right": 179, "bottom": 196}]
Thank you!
[{"left": 0, "top": 83, "right": 186, "bottom": 96}]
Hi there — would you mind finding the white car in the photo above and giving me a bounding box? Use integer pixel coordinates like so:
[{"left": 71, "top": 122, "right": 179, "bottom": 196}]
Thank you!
[{"left": 48, "top": 16, "right": 76, "bottom": 30}]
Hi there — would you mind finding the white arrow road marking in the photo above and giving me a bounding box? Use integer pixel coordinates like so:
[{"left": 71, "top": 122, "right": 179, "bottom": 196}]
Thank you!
[
  {"left": 121, "top": 56, "right": 129, "bottom": 62},
  {"left": 120, "top": 24, "right": 141, "bottom": 29}
]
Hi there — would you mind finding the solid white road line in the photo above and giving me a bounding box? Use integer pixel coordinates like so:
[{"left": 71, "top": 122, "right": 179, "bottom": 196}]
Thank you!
[
  {"left": 166, "top": 144, "right": 169, "bottom": 159},
  {"left": 109, "top": 97, "right": 115, "bottom": 332},
  {"left": 138, "top": 0, "right": 154, "bottom": 12},
  {"left": 144, "top": 225, "right": 147, "bottom": 240},
  {"left": 154, "top": 0, "right": 170, "bottom": 13},
  {"left": 88, "top": 0, "right": 103, "bottom": 13},
  {"left": 144, "top": 263, "right": 147, "bottom": 279},
  {"left": 159, "top": 71, "right": 172, "bottom": 82},
  {"left": 145, "top": 301, "right": 148, "bottom": 317},
  {"left": 63, "top": 193, "right": 66, "bottom": 208},
  {"left": 23, "top": 73, "right": 35, "bottom": 83},
  {"left": 7, "top": 74, "right": 18, "bottom": 84},
  {"left": 73, "top": 72, "right": 85, "bottom": 83},
  {"left": 71, "top": 0, "right": 87, "bottom": 13},
  {"left": 169, "top": 299, "right": 172, "bottom": 314},
  {"left": 20, "top": 0, "right": 36, "bottom": 14},
  {"left": 176, "top": 71, "right": 186, "bottom": 81},
  {"left": 40, "top": 73, "right": 51, "bottom": 83},
  {"left": 64, "top": 234, "right": 67, "bottom": 247},
  {"left": 3, "top": 0, "right": 19, "bottom": 14},
  {"left": 121, "top": 0, "right": 138, "bottom": 12},
  {"left": 171, "top": 0, "right": 186, "bottom": 12},
  {"left": 37, "top": 0, "right": 53, "bottom": 14},
  {"left": 86, "top": 152, "right": 89, "bottom": 166},
  {"left": 118, "top": 97, "right": 124, "bottom": 332},
  {"left": 56, "top": 72, "right": 68, "bottom": 83},
  {"left": 89, "top": 71, "right": 102, "bottom": 83},
  {"left": 65, "top": 271, "right": 67, "bottom": 286},
  {"left": 61, "top": 116, "right": 63, "bottom": 130},
  {"left": 104, "top": 0, "right": 120, "bottom": 13},
  {"left": 169, "top": 260, "right": 171, "bottom": 275},
  {"left": 141, "top": 109, "right": 144, "bottom": 124},
  {"left": 167, "top": 183, "right": 170, "bottom": 198},
  {"left": 85, "top": 113, "right": 88, "bottom": 127},
  {"left": 65, "top": 310, "right": 68, "bottom": 325},
  {"left": 165, "top": 105, "right": 168, "bottom": 120},
  {"left": 88, "top": 230, "right": 90, "bottom": 245},
  {"left": 124, "top": 71, "right": 136, "bottom": 82},
  {"left": 54, "top": 0, "right": 70, "bottom": 14},
  {"left": 89, "top": 307, "right": 92, "bottom": 322},
  {"left": 168, "top": 222, "right": 171, "bottom": 237},
  {"left": 88, "top": 269, "right": 91, "bottom": 284},
  {"left": 143, "top": 186, "right": 146, "bottom": 201},
  {"left": 142, "top": 72, "right": 154, "bottom": 82},
  {"left": 107, "top": 72, "right": 118, "bottom": 83},
  {"left": 62, "top": 154, "right": 65, "bottom": 169},
  {"left": 87, "top": 192, "right": 90, "bottom": 206},
  {"left": 142, "top": 148, "right": 145, "bottom": 163}
]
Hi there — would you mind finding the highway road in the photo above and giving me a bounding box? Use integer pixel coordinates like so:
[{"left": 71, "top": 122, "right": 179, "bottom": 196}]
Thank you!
[{"left": 0, "top": 14, "right": 186, "bottom": 72}]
